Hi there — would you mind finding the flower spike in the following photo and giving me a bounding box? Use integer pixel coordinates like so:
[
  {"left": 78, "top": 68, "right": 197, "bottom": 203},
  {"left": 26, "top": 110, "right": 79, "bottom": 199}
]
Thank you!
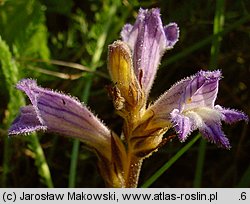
[{"left": 8, "top": 7, "right": 248, "bottom": 188}]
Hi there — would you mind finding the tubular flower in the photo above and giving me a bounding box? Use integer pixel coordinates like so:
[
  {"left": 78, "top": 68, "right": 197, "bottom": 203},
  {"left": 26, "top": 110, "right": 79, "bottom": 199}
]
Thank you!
[
  {"left": 8, "top": 7, "right": 248, "bottom": 188},
  {"left": 121, "top": 8, "right": 179, "bottom": 97},
  {"left": 8, "top": 79, "right": 112, "bottom": 159},
  {"left": 148, "top": 70, "right": 248, "bottom": 149}
]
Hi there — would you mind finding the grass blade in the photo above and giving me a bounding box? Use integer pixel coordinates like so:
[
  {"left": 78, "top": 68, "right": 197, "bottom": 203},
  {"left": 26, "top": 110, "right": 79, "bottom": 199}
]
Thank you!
[
  {"left": 193, "top": 0, "right": 225, "bottom": 188},
  {"left": 141, "top": 134, "right": 201, "bottom": 188},
  {"left": 237, "top": 165, "right": 250, "bottom": 187},
  {"left": 163, "top": 13, "right": 250, "bottom": 67},
  {"left": 68, "top": 75, "right": 92, "bottom": 187},
  {"left": 68, "top": 3, "right": 118, "bottom": 187}
]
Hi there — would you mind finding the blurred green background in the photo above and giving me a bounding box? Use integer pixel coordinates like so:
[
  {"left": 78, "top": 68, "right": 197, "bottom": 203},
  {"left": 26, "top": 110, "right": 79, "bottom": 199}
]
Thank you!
[{"left": 0, "top": 0, "right": 249, "bottom": 187}]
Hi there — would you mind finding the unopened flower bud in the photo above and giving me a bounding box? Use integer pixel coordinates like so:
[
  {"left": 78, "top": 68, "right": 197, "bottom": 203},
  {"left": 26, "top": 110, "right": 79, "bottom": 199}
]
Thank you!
[{"left": 108, "top": 41, "right": 144, "bottom": 110}]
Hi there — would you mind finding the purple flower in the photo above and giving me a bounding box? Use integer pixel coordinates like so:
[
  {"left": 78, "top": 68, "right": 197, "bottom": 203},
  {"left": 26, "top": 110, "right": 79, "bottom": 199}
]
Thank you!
[
  {"left": 148, "top": 70, "right": 248, "bottom": 149},
  {"left": 9, "top": 79, "right": 112, "bottom": 159},
  {"left": 6, "top": 7, "right": 249, "bottom": 188},
  {"left": 121, "top": 8, "right": 179, "bottom": 97}
]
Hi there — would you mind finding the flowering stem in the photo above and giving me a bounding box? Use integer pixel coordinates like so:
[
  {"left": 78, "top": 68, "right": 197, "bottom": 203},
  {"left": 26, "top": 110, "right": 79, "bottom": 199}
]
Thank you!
[
  {"left": 122, "top": 108, "right": 146, "bottom": 188},
  {"left": 125, "top": 153, "right": 143, "bottom": 188}
]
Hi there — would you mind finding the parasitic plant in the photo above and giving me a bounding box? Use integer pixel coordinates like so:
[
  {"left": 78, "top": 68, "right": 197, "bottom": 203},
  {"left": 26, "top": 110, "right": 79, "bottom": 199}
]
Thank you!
[{"left": 9, "top": 8, "right": 248, "bottom": 188}]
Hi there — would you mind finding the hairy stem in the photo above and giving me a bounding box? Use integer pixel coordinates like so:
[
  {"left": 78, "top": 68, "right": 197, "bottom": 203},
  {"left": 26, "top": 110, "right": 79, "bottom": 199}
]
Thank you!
[{"left": 125, "top": 154, "right": 143, "bottom": 188}]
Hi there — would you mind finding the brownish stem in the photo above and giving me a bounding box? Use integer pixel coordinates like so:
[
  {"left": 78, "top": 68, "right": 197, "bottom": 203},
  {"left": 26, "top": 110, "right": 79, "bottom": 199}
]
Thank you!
[
  {"left": 120, "top": 106, "right": 146, "bottom": 188},
  {"left": 124, "top": 154, "right": 143, "bottom": 188}
]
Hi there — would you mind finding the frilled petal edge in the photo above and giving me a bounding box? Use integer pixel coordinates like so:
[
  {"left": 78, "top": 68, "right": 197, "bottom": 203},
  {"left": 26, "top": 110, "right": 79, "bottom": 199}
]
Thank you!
[
  {"left": 170, "top": 107, "right": 234, "bottom": 149},
  {"left": 215, "top": 105, "right": 248, "bottom": 124},
  {"left": 164, "top": 23, "right": 179, "bottom": 49},
  {"left": 9, "top": 79, "right": 112, "bottom": 159},
  {"left": 9, "top": 105, "right": 46, "bottom": 135},
  {"left": 199, "top": 120, "right": 231, "bottom": 149},
  {"left": 170, "top": 109, "right": 192, "bottom": 141}
]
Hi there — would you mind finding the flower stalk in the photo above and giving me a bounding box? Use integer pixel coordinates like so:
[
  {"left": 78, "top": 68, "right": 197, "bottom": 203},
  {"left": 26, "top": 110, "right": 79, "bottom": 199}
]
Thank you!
[{"left": 8, "top": 8, "right": 248, "bottom": 188}]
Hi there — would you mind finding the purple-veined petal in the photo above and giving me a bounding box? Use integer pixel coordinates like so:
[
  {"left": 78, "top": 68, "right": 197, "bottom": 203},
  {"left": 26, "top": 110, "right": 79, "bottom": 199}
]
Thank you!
[
  {"left": 200, "top": 122, "right": 231, "bottom": 149},
  {"left": 170, "top": 109, "right": 192, "bottom": 141},
  {"left": 9, "top": 105, "right": 46, "bottom": 135},
  {"left": 215, "top": 105, "right": 249, "bottom": 124},
  {"left": 9, "top": 79, "right": 112, "bottom": 158},
  {"left": 146, "top": 69, "right": 247, "bottom": 148},
  {"left": 147, "top": 74, "right": 189, "bottom": 118},
  {"left": 149, "top": 70, "right": 221, "bottom": 117},
  {"left": 180, "top": 70, "right": 221, "bottom": 111},
  {"left": 121, "top": 8, "right": 179, "bottom": 96}
]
